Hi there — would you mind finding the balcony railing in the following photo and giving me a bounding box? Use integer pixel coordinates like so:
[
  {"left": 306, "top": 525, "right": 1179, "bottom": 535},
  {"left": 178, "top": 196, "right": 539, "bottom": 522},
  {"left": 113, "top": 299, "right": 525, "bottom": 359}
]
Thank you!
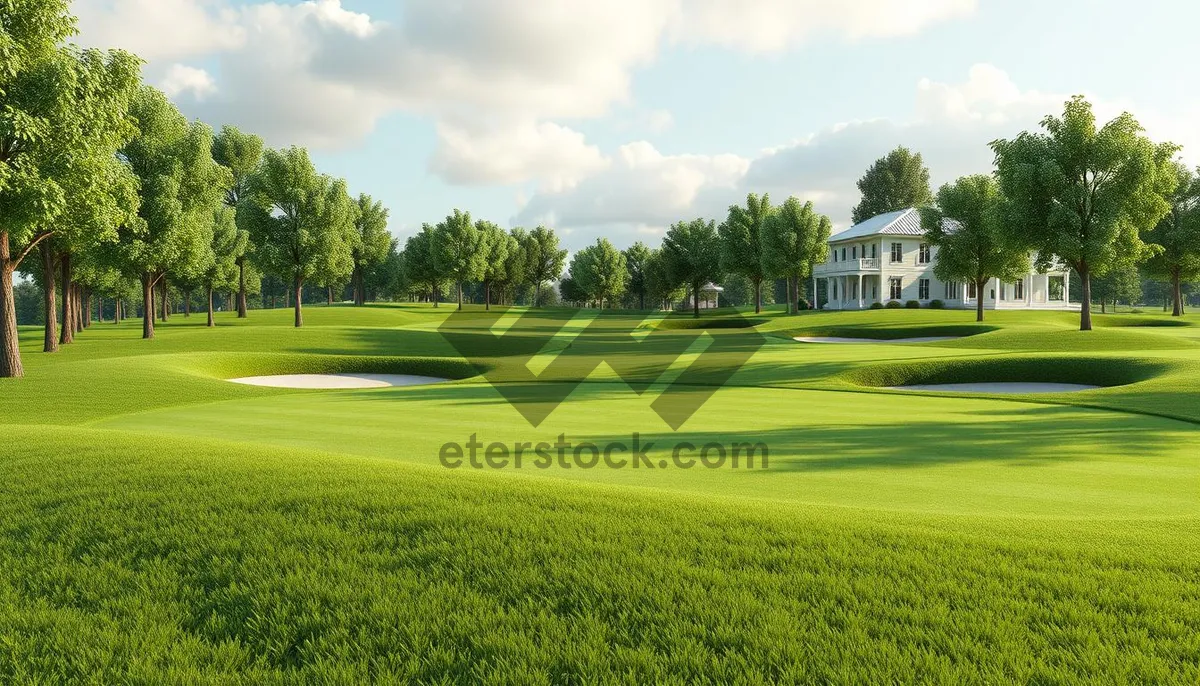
[{"left": 814, "top": 258, "right": 881, "bottom": 276}]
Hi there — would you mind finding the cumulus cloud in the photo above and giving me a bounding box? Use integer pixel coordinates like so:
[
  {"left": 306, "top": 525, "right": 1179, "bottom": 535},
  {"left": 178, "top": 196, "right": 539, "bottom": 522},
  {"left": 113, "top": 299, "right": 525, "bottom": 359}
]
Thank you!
[
  {"left": 74, "top": 0, "right": 977, "bottom": 178},
  {"left": 518, "top": 64, "right": 1198, "bottom": 246},
  {"left": 158, "top": 64, "right": 218, "bottom": 100}
]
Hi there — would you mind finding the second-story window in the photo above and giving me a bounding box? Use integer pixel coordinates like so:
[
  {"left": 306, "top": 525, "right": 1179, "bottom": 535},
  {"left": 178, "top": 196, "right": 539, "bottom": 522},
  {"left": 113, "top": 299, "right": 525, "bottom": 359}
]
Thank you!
[
  {"left": 852, "top": 246, "right": 857, "bottom": 260},
  {"left": 841, "top": 247, "right": 847, "bottom": 262},
  {"left": 871, "top": 244, "right": 877, "bottom": 259},
  {"left": 919, "top": 243, "right": 931, "bottom": 264},
  {"left": 890, "top": 242, "right": 903, "bottom": 263}
]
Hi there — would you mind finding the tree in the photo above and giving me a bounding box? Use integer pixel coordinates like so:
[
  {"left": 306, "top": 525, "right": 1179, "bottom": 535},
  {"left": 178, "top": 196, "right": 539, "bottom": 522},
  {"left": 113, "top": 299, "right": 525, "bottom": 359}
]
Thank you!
[
  {"left": 476, "top": 220, "right": 513, "bottom": 310},
  {"left": 851, "top": 146, "right": 933, "bottom": 224},
  {"left": 433, "top": 209, "right": 484, "bottom": 310},
  {"left": 719, "top": 193, "right": 773, "bottom": 314},
  {"left": 403, "top": 225, "right": 443, "bottom": 306},
  {"left": 662, "top": 219, "right": 723, "bottom": 318},
  {"left": 1143, "top": 164, "right": 1200, "bottom": 316},
  {"left": 211, "top": 126, "right": 263, "bottom": 318},
  {"left": 347, "top": 193, "right": 391, "bottom": 306},
  {"left": 524, "top": 226, "right": 567, "bottom": 308},
  {"left": 240, "top": 147, "right": 356, "bottom": 328},
  {"left": 202, "top": 206, "right": 246, "bottom": 327},
  {"left": 569, "top": 238, "right": 628, "bottom": 309},
  {"left": 992, "top": 96, "right": 1178, "bottom": 330},
  {"left": 762, "top": 197, "right": 832, "bottom": 315},
  {"left": 645, "top": 248, "right": 686, "bottom": 310},
  {"left": 1091, "top": 260, "right": 1142, "bottom": 313},
  {"left": 921, "top": 175, "right": 1030, "bottom": 322},
  {"left": 496, "top": 227, "right": 529, "bottom": 306},
  {"left": 119, "top": 87, "right": 232, "bottom": 340},
  {"left": 623, "top": 241, "right": 653, "bottom": 310}
]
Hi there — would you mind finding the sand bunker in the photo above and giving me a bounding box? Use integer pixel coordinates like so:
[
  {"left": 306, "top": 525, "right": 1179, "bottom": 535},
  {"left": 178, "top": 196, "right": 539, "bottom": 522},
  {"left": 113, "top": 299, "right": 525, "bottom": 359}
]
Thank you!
[
  {"left": 229, "top": 374, "right": 448, "bottom": 389},
  {"left": 794, "top": 336, "right": 962, "bottom": 344},
  {"left": 890, "top": 382, "right": 1100, "bottom": 394}
]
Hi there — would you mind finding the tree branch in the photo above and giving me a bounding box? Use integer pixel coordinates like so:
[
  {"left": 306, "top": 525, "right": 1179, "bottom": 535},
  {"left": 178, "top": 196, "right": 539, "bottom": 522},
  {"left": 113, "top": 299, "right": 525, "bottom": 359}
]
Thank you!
[{"left": 11, "top": 230, "right": 56, "bottom": 270}]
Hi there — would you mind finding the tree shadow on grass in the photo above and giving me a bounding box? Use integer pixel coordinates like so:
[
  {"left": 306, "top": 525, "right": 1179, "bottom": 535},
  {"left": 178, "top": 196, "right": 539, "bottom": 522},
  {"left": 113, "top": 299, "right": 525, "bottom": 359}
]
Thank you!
[{"left": 577, "top": 405, "right": 1182, "bottom": 473}]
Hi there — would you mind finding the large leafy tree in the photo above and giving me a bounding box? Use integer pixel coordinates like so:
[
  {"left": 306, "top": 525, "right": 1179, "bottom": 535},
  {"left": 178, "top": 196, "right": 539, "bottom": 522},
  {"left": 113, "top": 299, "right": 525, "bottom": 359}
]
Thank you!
[
  {"left": 523, "top": 226, "right": 567, "bottom": 308},
  {"left": 663, "top": 219, "right": 723, "bottom": 318},
  {"left": 211, "top": 125, "right": 263, "bottom": 318},
  {"left": 646, "top": 248, "right": 685, "bottom": 311},
  {"left": 476, "top": 220, "right": 513, "bottom": 310},
  {"left": 403, "top": 224, "right": 442, "bottom": 306},
  {"left": 921, "top": 175, "right": 1030, "bottom": 322},
  {"left": 433, "top": 209, "right": 484, "bottom": 310},
  {"left": 350, "top": 193, "right": 390, "bottom": 306},
  {"left": 992, "top": 96, "right": 1179, "bottom": 330},
  {"left": 569, "top": 238, "right": 628, "bottom": 309},
  {"left": 851, "top": 146, "right": 933, "bottom": 224},
  {"left": 119, "top": 87, "right": 232, "bottom": 340},
  {"left": 623, "top": 241, "right": 652, "bottom": 310},
  {"left": 202, "top": 206, "right": 247, "bottom": 327},
  {"left": 496, "top": 227, "right": 529, "bottom": 306},
  {"left": 719, "top": 193, "right": 772, "bottom": 314},
  {"left": 1143, "top": 164, "right": 1200, "bottom": 316},
  {"left": 762, "top": 197, "right": 831, "bottom": 315},
  {"left": 240, "top": 146, "right": 356, "bottom": 328}
]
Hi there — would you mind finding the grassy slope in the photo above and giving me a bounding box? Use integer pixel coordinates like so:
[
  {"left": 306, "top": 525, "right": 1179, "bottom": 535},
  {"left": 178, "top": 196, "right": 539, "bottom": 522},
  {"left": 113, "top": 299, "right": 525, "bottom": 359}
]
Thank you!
[{"left": 2, "top": 304, "right": 1200, "bottom": 682}]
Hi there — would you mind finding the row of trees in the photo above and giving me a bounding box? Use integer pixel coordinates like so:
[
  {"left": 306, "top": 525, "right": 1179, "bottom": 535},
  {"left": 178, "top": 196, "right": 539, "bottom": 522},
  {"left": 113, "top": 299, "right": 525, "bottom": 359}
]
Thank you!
[
  {"left": 917, "top": 96, "right": 1197, "bottom": 329},
  {"left": 1, "top": 1, "right": 398, "bottom": 377},
  {"left": 558, "top": 196, "right": 831, "bottom": 318}
]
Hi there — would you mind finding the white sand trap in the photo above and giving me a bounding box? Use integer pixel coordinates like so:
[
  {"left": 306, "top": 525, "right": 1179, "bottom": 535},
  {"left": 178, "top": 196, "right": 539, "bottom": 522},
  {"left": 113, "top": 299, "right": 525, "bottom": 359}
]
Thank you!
[
  {"left": 890, "top": 382, "right": 1100, "bottom": 394},
  {"left": 229, "top": 374, "right": 448, "bottom": 389},
  {"left": 794, "top": 336, "right": 962, "bottom": 344}
]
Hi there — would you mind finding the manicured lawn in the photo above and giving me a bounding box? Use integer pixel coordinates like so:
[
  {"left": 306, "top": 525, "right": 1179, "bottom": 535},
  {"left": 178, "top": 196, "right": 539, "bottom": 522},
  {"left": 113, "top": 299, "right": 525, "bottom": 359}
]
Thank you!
[{"left": 2, "top": 305, "right": 1199, "bottom": 682}]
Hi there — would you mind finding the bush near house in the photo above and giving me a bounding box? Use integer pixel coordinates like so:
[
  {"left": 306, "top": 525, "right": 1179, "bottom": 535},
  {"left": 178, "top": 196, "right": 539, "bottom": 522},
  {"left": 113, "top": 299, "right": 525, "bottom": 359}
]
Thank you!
[
  {"left": 885, "top": 300, "right": 903, "bottom": 309},
  {"left": 929, "top": 300, "right": 946, "bottom": 309},
  {"left": 905, "top": 300, "right": 922, "bottom": 309}
]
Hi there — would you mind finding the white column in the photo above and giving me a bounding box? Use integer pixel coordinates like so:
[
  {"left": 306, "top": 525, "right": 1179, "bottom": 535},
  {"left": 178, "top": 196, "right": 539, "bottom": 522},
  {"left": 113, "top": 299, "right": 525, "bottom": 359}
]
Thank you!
[{"left": 858, "top": 274, "right": 863, "bottom": 309}]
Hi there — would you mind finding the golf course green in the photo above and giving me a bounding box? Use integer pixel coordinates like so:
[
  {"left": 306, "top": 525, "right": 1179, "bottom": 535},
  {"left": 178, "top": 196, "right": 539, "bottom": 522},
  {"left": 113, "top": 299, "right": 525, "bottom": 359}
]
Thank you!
[{"left": 2, "top": 305, "right": 1199, "bottom": 683}]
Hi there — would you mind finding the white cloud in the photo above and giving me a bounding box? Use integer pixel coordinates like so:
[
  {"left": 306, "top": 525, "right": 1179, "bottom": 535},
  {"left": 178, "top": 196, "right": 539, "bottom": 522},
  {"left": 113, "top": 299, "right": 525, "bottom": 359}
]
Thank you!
[
  {"left": 518, "top": 64, "right": 1200, "bottom": 246},
  {"left": 73, "top": 0, "right": 245, "bottom": 60},
  {"left": 158, "top": 64, "right": 218, "bottom": 100},
  {"left": 429, "top": 120, "right": 608, "bottom": 191}
]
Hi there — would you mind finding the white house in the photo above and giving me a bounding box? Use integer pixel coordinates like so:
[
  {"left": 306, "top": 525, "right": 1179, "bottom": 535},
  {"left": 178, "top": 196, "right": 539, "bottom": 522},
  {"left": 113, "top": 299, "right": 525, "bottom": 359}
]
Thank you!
[{"left": 813, "top": 208, "right": 1074, "bottom": 311}]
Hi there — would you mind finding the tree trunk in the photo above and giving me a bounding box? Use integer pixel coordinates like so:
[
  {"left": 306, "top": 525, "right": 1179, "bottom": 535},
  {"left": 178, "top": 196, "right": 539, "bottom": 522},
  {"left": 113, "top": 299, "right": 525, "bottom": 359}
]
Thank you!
[
  {"left": 1079, "top": 268, "right": 1093, "bottom": 331},
  {"left": 142, "top": 274, "right": 155, "bottom": 340},
  {"left": 184, "top": 291, "right": 192, "bottom": 317},
  {"left": 457, "top": 281, "right": 464, "bottom": 310},
  {"left": 59, "top": 253, "right": 74, "bottom": 346},
  {"left": 237, "top": 258, "right": 248, "bottom": 318},
  {"left": 294, "top": 276, "right": 304, "bottom": 328},
  {"left": 284, "top": 288, "right": 290, "bottom": 309},
  {"left": 790, "top": 275, "right": 800, "bottom": 315},
  {"left": 753, "top": 278, "right": 762, "bottom": 314},
  {"left": 485, "top": 280, "right": 492, "bottom": 311},
  {"left": 83, "top": 289, "right": 92, "bottom": 328},
  {"left": 40, "top": 243, "right": 58, "bottom": 353},
  {"left": 207, "top": 287, "right": 215, "bottom": 328},
  {"left": 534, "top": 281, "right": 541, "bottom": 309},
  {"left": 1173, "top": 271, "right": 1183, "bottom": 317},
  {"left": 693, "top": 281, "right": 702, "bottom": 318},
  {"left": 0, "top": 233, "right": 22, "bottom": 378},
  {"left": 114, "top": 297, "right": 121, "bottom": 324},
  {"left": 976, "top": 278, "right": 986, "bottom": 323},
  {"left": 353, "top": 265, "right": 363, "bottom": 306}
]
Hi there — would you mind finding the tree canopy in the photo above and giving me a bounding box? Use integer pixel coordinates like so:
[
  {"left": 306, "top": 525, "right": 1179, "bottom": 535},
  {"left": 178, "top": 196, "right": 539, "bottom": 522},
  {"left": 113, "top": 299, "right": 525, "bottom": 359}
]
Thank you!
[
  {"left": 663, "top": 219, "right": 722, "bottom": 318},
  {"left": 992, "top": 95, "right": 1179, "bottom": 330},
  {"left": 718, "top": 193, "right": 773, "bottom": 314},
  {"left": 433, "top": 209, "right": 485, "bottom": 310},
  {"left": 851, "top": 146, "right": 933, "bottom": 224},
  {"left": 569, "top": 238, "right": 628, "bottom": 308},
  {"left": 1142, "top": 163, "right": 1200, "bottom": 315},
  {"left": 762, "top": 197, "right": 831, "bottom": 314}
]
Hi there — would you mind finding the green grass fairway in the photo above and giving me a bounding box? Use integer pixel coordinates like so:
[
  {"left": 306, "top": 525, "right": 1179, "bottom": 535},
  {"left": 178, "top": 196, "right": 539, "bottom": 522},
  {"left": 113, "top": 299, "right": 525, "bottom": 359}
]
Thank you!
[{"left": 3, "top": 305, "right": 1200, "bottom": 683}]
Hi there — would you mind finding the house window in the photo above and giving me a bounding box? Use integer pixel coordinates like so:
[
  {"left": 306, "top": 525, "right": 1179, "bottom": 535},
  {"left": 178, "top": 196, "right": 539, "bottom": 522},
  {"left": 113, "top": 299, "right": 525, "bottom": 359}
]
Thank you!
[
  {"left": 1049, "top": 276, "right": 1065, "bottom": 301},
  {"left": 889, "top": 277, "right": 903, "bottom": 301},
  {"left": 890, "top": 243, "right": 903, "bottom": 263},
  {"left": 944, "top": 282, "right": 961, "bottom": 299},
  {"left": 918, "top": 279, "right": 930, "bottom": 300},
  {"left": 871, "top": 244, "right": 877, "bottom": 259},
  {"left": 1014, "top": 281, "right": 1025, "bottom": 300},
  {"left": 832, "top": 250, "right": 838, "bottom": 263},
  {"left": 852, "top": 246, "right": 857, "bottom": 260},
  {"left": 833, "top": 281, "right": 838, "bottom": 299},
  {"left": 967, "top": 282, "right": 977, "bottom": 299},
  {"left": 851, "top": 281, "right": 859, "bottom": 299},
  {"left": 841, "top": 248, "right": 846, "bottom": 262},
  {"left": 918, "top": 243, "right": 931, "bottom": 264}
]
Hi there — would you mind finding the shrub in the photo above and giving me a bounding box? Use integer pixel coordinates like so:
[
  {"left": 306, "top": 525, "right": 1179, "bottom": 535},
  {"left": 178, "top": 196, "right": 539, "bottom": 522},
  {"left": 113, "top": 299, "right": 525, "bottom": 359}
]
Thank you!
[
  {"left": 797, "top": 300, "right": 811, "bottom": 311},
  {"left": 905, "top": 300, "right": 921, "bottom": 309},
  {"left": 885, "top": 300, "right": 903, "bottom": 309},
  {"left": 929, "top": 300, "right": 945, "bottom": 310},
  {"left": 869, "top": 302, "right": 884, "bottom": 310}
]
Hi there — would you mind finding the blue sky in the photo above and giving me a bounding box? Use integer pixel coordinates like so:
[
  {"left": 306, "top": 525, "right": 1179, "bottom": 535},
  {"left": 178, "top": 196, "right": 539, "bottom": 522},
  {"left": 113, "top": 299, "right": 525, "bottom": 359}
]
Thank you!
[{"left": 75, "top": 0, "right": 1200, "bottom": 250}]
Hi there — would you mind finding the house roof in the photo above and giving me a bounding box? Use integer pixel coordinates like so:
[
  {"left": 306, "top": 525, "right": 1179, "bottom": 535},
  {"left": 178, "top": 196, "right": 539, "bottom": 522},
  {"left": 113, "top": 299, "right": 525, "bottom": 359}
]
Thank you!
[{"left": 830, "top": 208, "right": 925, "bottom": 242}]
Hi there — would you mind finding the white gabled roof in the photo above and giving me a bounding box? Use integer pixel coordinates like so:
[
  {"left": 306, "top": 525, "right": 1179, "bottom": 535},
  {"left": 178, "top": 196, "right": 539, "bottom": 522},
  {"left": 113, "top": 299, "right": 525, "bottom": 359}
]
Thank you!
[{"left": 830, "top": 208, "right": 925, "bottom": 242}]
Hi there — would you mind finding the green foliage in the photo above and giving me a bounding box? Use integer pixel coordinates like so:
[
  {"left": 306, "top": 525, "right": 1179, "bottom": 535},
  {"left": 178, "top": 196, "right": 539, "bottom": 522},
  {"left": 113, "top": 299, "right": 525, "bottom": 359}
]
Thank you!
[
  {"left": 350, "top": 193, "right": 390, "bottom": 304},
  {"left": 992, "top": 96, "right": 1179, "bottom": 329},
  {"left": 622, "top": 241, "right": 652, "bottom": 309},
  {"left": 402, "top": 224, "right": 442, "bottom": 304},
  {"left": 921, "top": 175, "right": 1030, "bottom": 321},
  {"left": 432, "top": 209, "right": 484, "bottom": 309},
  {"left": 869, "top": 301, "right": 884, "bottom": 310},
  {"left": 475, "top": 220, "right": 513, "bottom": 306},
  {"left": 204, "top": 206, "right": 245, "bottom": 293},
  {"left": 662, "top": 218, "right": 722, "bottom": 316},
  {"left": 905, "top": 300, "right": 921, "bottom": 309},
  {"left": 929, "top": 299, "right": 945, "bottom": 310},
  {"left": 851, "top": 146, "right": 933, "bottom": 224},
  {"left": 13, "top": 278, "right": 41, "bottom": 325},
  {"left": 718, "top": 193, "right": 772, "bottom": 311},
  {"left": 569, "top": 237, "right": 628, "bottom": 307},
  {"left": 211, "top": 125, "right": 263, "bottom": 208},
  {"left": 885, "top": 300, "right": 903, "bottom": 309},
  {"left": 761, "top": 197, "right": 831, "bottom": 314},
  {"left": 1142, "top": 163, "right": 1200, "bottom": 315},
  {"left": 523, "top": 226, "right": 567, "bottom": 305}
]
